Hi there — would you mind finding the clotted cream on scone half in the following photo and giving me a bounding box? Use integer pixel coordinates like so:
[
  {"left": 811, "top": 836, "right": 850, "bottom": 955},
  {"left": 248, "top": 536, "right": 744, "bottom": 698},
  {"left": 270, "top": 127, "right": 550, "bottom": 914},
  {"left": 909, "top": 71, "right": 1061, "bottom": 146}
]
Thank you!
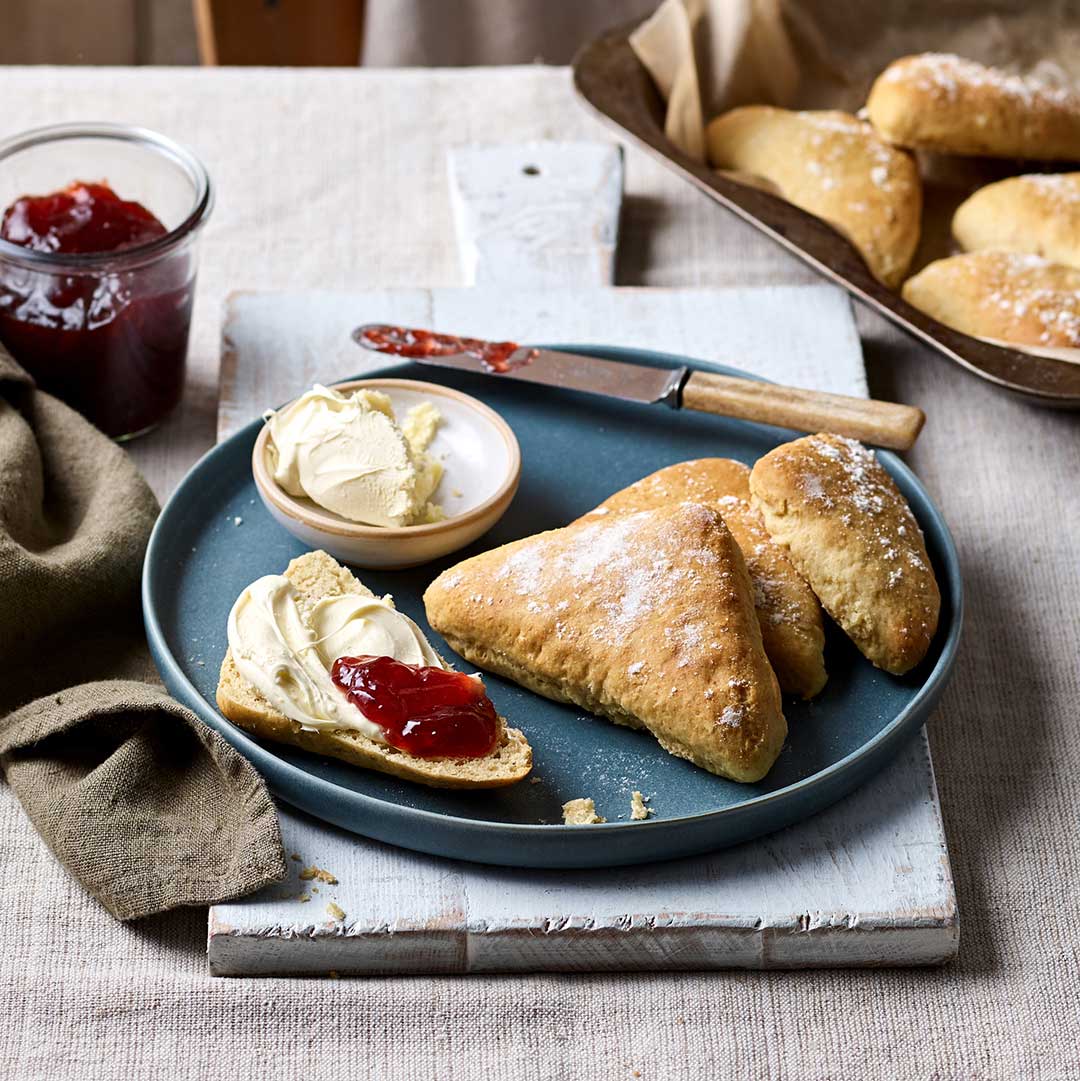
[
  {"left": 217, "top": 550, "right": 531, "bottom": 789},
  {"left": 423, "top": 503, "right": 786, "bottom": 783}
]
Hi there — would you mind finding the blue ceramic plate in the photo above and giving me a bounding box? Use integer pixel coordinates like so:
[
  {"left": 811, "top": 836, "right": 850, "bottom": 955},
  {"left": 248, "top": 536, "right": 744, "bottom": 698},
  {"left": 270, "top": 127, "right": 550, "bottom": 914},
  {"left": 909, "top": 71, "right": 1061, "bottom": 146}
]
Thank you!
[{"left": 143, "top": 347, "right": 962, "bottom": 869}]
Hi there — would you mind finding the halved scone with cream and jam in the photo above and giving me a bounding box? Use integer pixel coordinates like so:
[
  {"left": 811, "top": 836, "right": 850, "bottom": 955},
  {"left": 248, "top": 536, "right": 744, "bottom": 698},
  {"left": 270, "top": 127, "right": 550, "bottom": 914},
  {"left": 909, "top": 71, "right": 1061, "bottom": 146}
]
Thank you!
[{"left": 217, "top": 549, "right": 531, "bottom": 788}]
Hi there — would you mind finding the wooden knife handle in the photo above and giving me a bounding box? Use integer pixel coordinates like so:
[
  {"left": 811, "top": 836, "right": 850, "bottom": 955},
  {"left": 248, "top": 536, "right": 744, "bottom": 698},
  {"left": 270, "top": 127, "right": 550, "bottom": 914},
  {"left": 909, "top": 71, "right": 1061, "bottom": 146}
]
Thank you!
[{"left": 680, "top": 371, "right": 925, "bottom": 450}]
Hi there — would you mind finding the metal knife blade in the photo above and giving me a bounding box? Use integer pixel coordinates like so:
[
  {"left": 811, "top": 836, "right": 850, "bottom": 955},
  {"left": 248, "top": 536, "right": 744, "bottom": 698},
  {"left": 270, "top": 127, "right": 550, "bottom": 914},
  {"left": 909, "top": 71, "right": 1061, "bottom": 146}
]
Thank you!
[{"left": 352, "top": 324, "right": 687, "bottom": 407}]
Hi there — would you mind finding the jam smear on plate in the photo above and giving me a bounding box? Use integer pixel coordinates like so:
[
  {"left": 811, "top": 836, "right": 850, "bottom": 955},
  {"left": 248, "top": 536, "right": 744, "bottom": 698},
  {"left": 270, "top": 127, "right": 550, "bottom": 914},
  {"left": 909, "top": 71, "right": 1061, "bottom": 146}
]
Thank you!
[
  {"left": 331, "top": 654, "right": 500, "bottom": 759},
  {"left": 358, "top": 324, "right": 538, "bottom": 373},
  {"left": 0, "top": 180, "right": 193, "bottom": 438}
]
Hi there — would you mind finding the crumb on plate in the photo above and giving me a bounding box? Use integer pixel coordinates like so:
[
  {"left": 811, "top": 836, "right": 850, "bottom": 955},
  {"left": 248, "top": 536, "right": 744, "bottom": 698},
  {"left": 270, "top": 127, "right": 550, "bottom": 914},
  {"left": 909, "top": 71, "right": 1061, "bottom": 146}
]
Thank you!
[{"left": 562, "top": 797, "right": 606, "bottom": 825}]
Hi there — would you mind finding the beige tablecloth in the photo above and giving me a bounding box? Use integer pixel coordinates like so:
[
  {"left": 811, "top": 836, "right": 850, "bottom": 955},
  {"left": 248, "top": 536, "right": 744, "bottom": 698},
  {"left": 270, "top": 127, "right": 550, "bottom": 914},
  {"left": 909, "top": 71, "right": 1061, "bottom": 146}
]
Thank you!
[{"left": 0, "top": 65, "right": 1077, "bottom": 1081}]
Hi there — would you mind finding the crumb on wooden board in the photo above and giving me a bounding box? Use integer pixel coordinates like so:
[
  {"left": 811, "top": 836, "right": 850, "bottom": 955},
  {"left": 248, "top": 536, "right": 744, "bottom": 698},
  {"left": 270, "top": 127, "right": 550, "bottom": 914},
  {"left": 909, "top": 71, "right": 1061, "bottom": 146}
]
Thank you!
[{"left": 298, "top": 865, "right": 338, "bottom": 884}]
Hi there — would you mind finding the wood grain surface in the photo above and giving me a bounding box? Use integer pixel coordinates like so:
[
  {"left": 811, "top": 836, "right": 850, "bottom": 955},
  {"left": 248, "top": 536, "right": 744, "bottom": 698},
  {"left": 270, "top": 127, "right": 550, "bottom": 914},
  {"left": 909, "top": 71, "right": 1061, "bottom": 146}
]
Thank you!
[
  {"left": 209, "top": 736, "right": 955, "bottom": 975},
  {"left": 680, "top": 370, "right": 925, "bottom": 448}
]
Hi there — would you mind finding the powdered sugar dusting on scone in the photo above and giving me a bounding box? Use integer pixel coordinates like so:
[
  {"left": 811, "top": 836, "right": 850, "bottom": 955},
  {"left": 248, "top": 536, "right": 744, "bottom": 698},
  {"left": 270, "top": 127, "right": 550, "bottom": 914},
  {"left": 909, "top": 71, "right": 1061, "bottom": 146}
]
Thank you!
[
  {"left": 708, "top": 105, "right": 919, "bottom": 286},
  {"left": 750, "top": 433, "right": 940, "bottom": 674},
  {"left": 583, "top": 460, "right": 824, "bottom": 700},
  {"left": 882, "top": 53, "right": 1077, "bottom": 107},
  {"left": 906, "top": 251, "right": 1080, "bottom": 347},
  {"left": 803, "top": 435, "right": 926, "bottom": 581},
  {"left": 490, "top": 507, "right": 733, "bottom": 649},
  {"left": 716, "top": 706, "right": 744, "bottom": 728},
  {"left": 1019, "top": 172, "right": 1080, "bottom": 205},
  {"left": 792, "top": 112, "right": 918, "bottom": 282}
]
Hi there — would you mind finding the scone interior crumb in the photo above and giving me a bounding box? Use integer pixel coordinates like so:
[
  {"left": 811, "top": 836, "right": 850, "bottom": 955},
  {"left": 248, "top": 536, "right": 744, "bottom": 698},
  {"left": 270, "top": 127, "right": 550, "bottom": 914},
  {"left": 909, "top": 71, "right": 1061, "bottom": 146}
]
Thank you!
[
  {"left": 630, "top": 791, "right": 653, "bottom": 821},
  {"left": 561, "top": 797, "right": 606, "bottom": 825}
]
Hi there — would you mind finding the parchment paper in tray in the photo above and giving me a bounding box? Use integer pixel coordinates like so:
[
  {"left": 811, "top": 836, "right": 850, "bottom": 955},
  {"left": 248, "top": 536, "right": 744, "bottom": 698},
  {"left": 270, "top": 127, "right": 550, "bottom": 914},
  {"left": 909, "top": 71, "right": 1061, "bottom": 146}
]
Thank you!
[{"left": 629, "top": 0, "right": 1080, "bottom": 364}]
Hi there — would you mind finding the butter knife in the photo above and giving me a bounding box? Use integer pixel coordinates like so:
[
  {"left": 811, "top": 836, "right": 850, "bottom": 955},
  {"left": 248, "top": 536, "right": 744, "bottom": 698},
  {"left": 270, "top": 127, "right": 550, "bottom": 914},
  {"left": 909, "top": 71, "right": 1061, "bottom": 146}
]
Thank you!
[{"left": 352, "top": 323, "right": 924, "bottom": 450}]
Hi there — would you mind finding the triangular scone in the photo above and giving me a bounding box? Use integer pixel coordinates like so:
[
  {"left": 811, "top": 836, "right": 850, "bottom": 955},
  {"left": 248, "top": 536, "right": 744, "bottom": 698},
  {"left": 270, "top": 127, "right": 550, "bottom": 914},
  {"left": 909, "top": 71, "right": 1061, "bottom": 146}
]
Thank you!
[
  {"left": 750, "top": 434, "right": 941, "bottom": 676},
  {"left": 217, "top": 550, "right": 532, "bottom": 789},
  {"left": 867, "top": 53, "right": 1080, "bottom": 160},
  {"left": 902, "top": 251, "right": 1080, "bottom": 349},
  {"left": 705, "top": 106, "right": 921, "bottom": 287},
  {"left": 953, "top": 173, "right": 1080, "bottom": 270},
  {"left": 578, "top": 459, "right": 826, "bottom": 700},
  {"left": 424, "top": 504, "right": 786, "bottom": 783}
]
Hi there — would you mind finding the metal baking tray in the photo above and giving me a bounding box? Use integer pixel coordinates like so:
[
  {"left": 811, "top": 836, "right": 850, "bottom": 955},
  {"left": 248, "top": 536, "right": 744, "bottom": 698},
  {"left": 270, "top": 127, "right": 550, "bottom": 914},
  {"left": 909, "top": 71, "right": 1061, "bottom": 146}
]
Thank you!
[{"left": 572, "top": 20, "right": 1080, "bottom": 406}]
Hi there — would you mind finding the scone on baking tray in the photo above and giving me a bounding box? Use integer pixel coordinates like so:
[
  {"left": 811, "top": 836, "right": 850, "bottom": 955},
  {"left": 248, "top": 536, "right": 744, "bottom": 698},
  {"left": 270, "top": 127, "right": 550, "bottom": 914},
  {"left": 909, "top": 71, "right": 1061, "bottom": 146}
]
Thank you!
[
  {"left": 749, "top": 434, "right": 940, "bottom": 676},
  {"left": 866, "top": 53, "right": 1080, "bottom": 160},
  {"left": 424, "top": 503, "right": 787, "bottom": 784},
  {"left": 217, "top": 550, "right": 532, "bottom": 789},
  {"left": 705, "top": 105, "right": 921, "bottom": 287},
  {"left": 578, "top": 458, "right": 826, "bottom": 700},
  {"left": 953, "top": 173, "right": 1080, "bottom": 269},
  {"left": 901, "top": 251, "right": 1080, "bottom": 349}
]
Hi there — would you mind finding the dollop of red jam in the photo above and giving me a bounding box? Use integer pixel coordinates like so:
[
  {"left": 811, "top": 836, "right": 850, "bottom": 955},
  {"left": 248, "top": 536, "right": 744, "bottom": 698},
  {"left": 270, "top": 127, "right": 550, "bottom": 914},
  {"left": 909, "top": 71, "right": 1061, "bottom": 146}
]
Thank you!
[
  {"left": 0, "top": 180, "right": 192, "bottom": 437},
  {"left": 1, "top": 181, "right": 167, "bottom": 254},
  {"left": 358, "top": 324, "right": 537, "bottom": 373},
  {"left": 331, "top": 655, "right": 499, "bottom": 759}
]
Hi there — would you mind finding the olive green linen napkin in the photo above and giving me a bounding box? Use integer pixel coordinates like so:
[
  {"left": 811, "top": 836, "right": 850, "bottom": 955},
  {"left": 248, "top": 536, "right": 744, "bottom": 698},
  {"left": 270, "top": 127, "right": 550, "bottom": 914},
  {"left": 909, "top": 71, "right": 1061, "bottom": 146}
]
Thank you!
[{"left": 0, "top": 346, "right": 286, "bottom": 920}]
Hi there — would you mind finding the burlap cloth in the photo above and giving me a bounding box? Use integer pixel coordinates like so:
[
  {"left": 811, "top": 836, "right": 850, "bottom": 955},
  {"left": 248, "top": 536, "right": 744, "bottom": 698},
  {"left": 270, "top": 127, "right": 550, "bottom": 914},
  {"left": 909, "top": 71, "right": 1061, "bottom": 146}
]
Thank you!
[{"left": 0, "top": 346, "right": 285, "bottom": 919}]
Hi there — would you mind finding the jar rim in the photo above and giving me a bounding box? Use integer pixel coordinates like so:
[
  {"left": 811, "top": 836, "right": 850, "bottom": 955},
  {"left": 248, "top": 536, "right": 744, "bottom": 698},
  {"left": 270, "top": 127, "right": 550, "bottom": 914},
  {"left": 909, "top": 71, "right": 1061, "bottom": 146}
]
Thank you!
[{"left": 0, "top": 122, "right": 213, "bottom": 271}]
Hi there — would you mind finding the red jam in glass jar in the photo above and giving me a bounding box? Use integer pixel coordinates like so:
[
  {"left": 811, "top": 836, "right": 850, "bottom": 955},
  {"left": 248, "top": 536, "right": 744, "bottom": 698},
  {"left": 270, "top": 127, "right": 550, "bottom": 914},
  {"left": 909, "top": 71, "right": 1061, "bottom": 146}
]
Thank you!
[
  {"left": 2, "top": 181, "right": 167, "bottom": 253},
  {"left": 0, "top": 180, "right": 195, "bottom": 438},
  {"left": 331, "top": 654, "right": 500, "bottom": 759}
]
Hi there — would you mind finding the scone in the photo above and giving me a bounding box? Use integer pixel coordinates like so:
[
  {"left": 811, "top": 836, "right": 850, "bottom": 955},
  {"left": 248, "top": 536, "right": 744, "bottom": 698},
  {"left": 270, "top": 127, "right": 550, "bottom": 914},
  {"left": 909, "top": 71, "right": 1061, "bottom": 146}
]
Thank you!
[
  {"left": 217, "top": 550, "right": 532, "bottom": 789},
  {"left": 953, "top": 173, "right": 1080, "bottom": 269},
  {"left": 902, "top": 251, "right": 1080, "bottom": 348},
  {"left": 705, "top": 105, "right": 921, "bottom": 287},
  {"left": 749, "top": 434, "right": 940, "bottom": 676},
  {"left": 578, "top": 459, "right": 826, "bottom": 699},
  {"left": 424, "top": 504, "right": 786, "bottom": 783},
  {"left": 867, "top": 53, "right": 1080, "bottom": 160}
]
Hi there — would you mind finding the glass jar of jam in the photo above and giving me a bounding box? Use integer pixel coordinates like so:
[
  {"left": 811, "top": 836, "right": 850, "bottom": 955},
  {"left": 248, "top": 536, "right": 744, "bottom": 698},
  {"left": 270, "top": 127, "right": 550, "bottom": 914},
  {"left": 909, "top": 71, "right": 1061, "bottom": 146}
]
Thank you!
[{"left": 0, "top": 123, "right": 213, "bottom": 439}]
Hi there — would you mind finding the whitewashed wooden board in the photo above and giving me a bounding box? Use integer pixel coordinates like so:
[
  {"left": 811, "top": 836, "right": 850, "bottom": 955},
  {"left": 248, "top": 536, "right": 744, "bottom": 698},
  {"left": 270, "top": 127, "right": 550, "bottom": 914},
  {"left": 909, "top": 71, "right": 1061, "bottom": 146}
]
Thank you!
[
  {"left": 447, "top": 141, "right": 622, "bottom": 287},
  {"left": 207, "top": 142, "right": 956, "bottom": 974},
  {"left": 209, "top": 736, "right": 952, "bottom": 975},
  {"left": 209, "top": 283, "right": 956, "bottom": 974},
  {"left": 217, "top": 281, "right": 865, "bottom": 440}
]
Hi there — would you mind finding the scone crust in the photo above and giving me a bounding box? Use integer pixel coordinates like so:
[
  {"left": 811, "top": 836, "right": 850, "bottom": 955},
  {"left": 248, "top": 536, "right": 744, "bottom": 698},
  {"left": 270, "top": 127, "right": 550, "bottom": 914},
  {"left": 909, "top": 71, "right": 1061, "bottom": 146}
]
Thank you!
[
  {"left": 953, "top": 173, "right": 1080, "bottom": 270},
  {"left": 750, "top": 434, "right": 940, "bottom": 676},
  {"left": 424, "top": 503, "right": 786, "bottom": 783},
  {"left": 580, "top": 458, "right": 826, "bottom": 699},
  {"left": 216, "top": 550, "right": 532, "bottom": 789},
  {"left": 867, "top": 53, "right": 1080, "bottom": 160},
  {"left": 705, "top": 106, "right": 921, "bottom": 287},
  {"left": 902, "top": 251, "right": 1080, "bottom": 348}
]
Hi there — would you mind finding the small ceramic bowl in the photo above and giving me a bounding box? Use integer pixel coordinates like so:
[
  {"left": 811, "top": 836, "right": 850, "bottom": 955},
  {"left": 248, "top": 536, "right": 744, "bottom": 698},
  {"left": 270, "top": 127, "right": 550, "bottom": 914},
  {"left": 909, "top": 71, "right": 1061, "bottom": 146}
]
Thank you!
[{"left": 252, "top": 378, "right": 521, "bottom": 569}]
